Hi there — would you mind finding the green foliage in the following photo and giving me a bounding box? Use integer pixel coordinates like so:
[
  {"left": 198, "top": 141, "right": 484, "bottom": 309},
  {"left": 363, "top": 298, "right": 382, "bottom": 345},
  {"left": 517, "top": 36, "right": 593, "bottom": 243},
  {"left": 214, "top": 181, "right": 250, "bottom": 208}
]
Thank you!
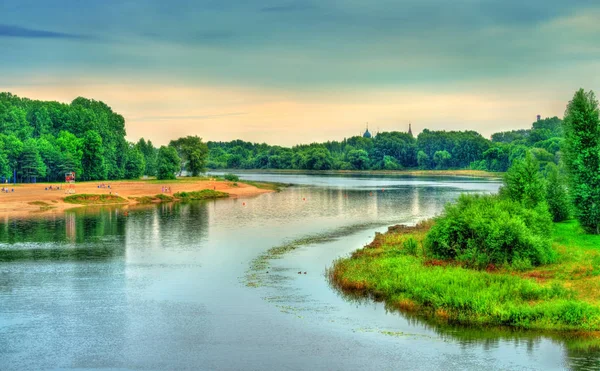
[
  {"left": 63, "top": 194, "right": 127, "bottom": 205},
  {"left": 417, "top": 151, "right": 430, "bottom": 169},
  {"left": 136, "top": 138, "right": 158, "bottom": 176},
  {"left": 156, "top": 146, "right": 181, "bottom": 180},
  {"left": 381, "top": 155, "right": 400, "bottom": 170},
  {"left": 563, "top": 89, "right": 600, "bottom": 234},
  {"left": 332, "top": 251, "right": 600, "bottom": 330},
  {"left": 544, "top": 163, "right": 571, "bottom": 222},
  {"left": 347, "top": 149, "right": 370, "bottom": 170},
  {"left": 169, "top": 135, "right": 209, "bottom": 176},
  {"left": 173, "top": 189, "right": 229, "bottom": 200},
  {"left": 433, "top": 150, "right": 451, "bottom": 169},
  {"left": 223, "top": 173, "right": 239, "bottom": 181},
  {"left": 18, "top": 138, "right": 47, "bottom": 181},
  {"left": 500, "top": 152, "right": 547, "bottom": 208},
  {"left": 124, "top": 145, "right": 145, "bottom": 179},
  {"left": 403, "top": 236, "right": 418, "bottom": 256},
  {"left": 81, "top": 130, "right": 107, "bottom": 180},
  {"left": 425, "top": 194, "right": 556, "bottom": 268}
]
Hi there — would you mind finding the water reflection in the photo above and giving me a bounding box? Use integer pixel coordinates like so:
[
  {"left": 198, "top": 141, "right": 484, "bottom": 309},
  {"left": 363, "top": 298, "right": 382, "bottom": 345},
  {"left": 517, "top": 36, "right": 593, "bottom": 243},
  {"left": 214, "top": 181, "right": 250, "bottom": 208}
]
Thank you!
[{"left": 2, "top": 174, "right": 597, "bottom": 370}]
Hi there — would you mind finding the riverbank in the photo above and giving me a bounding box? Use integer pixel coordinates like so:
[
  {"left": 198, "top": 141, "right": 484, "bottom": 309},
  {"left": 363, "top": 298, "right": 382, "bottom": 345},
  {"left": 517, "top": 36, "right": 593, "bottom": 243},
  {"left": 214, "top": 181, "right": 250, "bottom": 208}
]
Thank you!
[
  {"left": 209, "top": 169, "right": 502, "bottom": 179},
  {"left": 329, "top": 220, "right": 600, "bottom": 332},
  {"left": 0, "top": 177, "right": 276, "bottom": 218}
]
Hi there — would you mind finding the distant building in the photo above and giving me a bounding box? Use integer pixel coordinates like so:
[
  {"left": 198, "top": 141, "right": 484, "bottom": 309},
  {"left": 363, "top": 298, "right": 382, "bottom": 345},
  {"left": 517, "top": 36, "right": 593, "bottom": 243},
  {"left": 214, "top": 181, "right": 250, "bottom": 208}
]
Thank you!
[
  {"left": 408, "top": 122, "right": 413, "bottom": 136},
  {"left": 363, "top": 124, "right": 372, "bottom": 138},
  {"left": 537, "top": 115, "right": 541, "bottom": 121}
]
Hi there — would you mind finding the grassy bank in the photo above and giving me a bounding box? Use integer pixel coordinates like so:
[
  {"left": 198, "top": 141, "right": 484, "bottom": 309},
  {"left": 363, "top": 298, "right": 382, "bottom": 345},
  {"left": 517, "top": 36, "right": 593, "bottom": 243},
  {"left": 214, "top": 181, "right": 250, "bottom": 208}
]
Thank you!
[
  {"left": 64, "top": 194, "right": 129, "bottom": 205},
  {"left": 129, "top": 194, "right": 175, "bottom": 203},
  {"left": 236, "top": 180, "right": 290, "bottom": 192},
  {"left": 173, "top": 189, "right": 229, "bottom": 200},
  {"left": 329, "top": 220, "right": 600, "bottom": 332}
]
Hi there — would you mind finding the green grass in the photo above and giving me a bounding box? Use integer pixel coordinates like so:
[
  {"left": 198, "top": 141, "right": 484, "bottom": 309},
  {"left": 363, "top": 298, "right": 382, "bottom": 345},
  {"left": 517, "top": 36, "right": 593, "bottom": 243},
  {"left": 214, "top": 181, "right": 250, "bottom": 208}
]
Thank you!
[
  {"left": 329, "top": 220, "right": 600, "bottom": 332},
  {"left": 553, "top": 220, "right": 600, "bottom": 251},
  {"left": 155, "top": 193, "right": 174, "bottom": 201},
  {"left": 173, "top": 189, "right": 229, "bottom": 200},
  {"left": 64, "top": 194, "right": 128, "bottom": 205},
  {"left": 239, "top": 180, "right": 290, "bottom": 192},
  {"left": 130, "top": 194, "right": 175, "bottom": 204}
]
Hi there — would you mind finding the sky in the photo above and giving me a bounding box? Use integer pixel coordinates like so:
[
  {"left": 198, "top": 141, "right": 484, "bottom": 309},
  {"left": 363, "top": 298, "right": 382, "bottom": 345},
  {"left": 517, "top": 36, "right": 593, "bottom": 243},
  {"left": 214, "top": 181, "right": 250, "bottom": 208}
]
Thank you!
[{"left": 1, "top": 0, "right": 599, "bottom": 146}]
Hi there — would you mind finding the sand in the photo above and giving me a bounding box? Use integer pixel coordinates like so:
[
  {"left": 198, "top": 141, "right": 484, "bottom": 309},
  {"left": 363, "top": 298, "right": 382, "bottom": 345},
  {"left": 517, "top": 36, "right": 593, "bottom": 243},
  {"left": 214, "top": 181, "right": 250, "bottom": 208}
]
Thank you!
[{"left": 0, "top": 179, "right": 272, "bottom": 218}]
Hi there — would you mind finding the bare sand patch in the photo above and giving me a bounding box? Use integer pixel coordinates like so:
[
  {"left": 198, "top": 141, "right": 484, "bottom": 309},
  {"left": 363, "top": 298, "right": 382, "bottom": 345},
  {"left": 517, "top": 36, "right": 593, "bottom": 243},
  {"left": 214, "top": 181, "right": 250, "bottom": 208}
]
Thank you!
[{"left": 0, "top": 179, "right": 272, "bottom": 218}]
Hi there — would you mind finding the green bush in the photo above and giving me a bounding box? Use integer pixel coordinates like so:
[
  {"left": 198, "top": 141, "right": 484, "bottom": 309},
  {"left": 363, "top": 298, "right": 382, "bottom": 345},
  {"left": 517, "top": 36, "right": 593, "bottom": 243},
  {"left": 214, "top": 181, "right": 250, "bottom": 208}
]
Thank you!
[
  {"left": 223, "top": 173, "right": 239, "bottom": 182},
  {"left": 425, "top": 194, "right": 556, "bottom": 268},
  {"left": 544, "top": 163, "right": 571, "bottom": 222},
  {"left": 500, "top": 152, "right": 546, "bottom": 208},
  {"left": 403, "top": 237, "right": 418, "bottom": 256}
]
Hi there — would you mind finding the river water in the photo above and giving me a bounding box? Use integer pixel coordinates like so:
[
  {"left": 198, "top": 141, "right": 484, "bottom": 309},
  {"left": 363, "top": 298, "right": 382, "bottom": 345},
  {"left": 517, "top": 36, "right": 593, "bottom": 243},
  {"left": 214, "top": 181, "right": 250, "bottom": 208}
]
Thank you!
[{"left": 0, "top": 173, "right": 598, "bottom": 370}]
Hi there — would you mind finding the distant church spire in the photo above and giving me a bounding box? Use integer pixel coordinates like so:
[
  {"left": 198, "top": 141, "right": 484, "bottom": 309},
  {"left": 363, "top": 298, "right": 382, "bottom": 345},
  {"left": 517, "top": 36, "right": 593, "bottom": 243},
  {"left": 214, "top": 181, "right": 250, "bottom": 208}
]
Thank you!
[
  {"left": 362, "top": 123, "right": 372, "bottom": 138},
  {"left": 408, "top": 122, "right": 413, "bottom": 136}
]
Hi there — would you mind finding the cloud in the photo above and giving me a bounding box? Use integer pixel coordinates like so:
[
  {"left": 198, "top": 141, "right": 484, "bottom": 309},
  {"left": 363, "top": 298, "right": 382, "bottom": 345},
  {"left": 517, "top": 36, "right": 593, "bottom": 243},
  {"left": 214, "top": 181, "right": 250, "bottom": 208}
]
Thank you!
[{"left": 0, "top": 24, "right": 89, "bottom": 39}]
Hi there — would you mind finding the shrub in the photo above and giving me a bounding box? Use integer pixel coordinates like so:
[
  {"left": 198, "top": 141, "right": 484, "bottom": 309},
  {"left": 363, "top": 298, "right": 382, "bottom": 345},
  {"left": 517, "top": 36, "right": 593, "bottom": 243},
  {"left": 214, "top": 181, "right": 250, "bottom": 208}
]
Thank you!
[
  {"left": 425, "top": 194, "right": 556, "bottom": 268},
  {"left": 403, "top": 237, "right": 418, "bottom": 256},
  {"left": 500, "top": 152, "right": 546, "bottom": 208},
  {"left": 544, "top": 163, "right": 571, "bottom": 222},
  {"left": 223, "top": 173, "right": 239, "bottom": 182}
]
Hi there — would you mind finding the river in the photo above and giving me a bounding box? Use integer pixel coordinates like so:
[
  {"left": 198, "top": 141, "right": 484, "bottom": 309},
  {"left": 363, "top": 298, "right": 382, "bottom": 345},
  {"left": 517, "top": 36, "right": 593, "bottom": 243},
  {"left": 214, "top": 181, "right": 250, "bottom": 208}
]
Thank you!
[{"left": 0, "top": 173, "right": 598, "bottom": 370}]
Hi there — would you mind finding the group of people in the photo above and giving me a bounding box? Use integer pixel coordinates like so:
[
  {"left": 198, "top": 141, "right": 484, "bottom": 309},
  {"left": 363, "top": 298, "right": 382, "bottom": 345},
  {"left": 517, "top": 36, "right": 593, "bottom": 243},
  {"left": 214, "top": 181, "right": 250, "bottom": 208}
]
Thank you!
[
  {"left": 1, "top": 187, "right": 14, "bottom": 193},
  {"left": 44, "top": 185, "right": 61, "bottom": 191},
  {"left": 161, "top": 186, "right": 172, "bottom": 193}
]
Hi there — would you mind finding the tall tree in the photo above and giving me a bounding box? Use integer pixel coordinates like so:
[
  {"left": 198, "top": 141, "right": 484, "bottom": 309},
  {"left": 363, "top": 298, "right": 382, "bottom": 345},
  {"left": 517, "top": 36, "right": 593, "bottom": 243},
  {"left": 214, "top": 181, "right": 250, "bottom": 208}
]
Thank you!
[
  {"left": 501, "top": 152, "right": 547, "bottom": 209},
  {"left": 544, "top": 163, "right": 571, "bottom": 222},
  {"left": 136, "top": 138, "right": 158, "bottom": 176},
  {"left": 18, "top": 139, "right": 47, "bottom": 182},
  {"left": 169, "top": 136, "right": 209, "bottom": 176},
  {"left": 563, "top": 89, "right": 600, "bottom": 234},
  {"left": 124, "top": 145, "right": 145, "bottom": 179},
  {"left": 156, "top": 146, "right": 181, "bottom": 180},
  {"left": 81, "top": 130, "right": 107, "bottom": 180}
]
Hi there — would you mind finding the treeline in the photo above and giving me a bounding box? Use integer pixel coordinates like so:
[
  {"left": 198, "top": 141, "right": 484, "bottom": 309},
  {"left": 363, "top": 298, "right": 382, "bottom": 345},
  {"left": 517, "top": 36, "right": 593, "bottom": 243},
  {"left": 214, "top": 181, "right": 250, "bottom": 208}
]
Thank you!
[
  {"left": 0, "top": 93, "right": 207, "bottom": 182},
  {"left": 0, "top": 91, "right": 567, "bottom": 182},
  {"left": 206, "top": 117, "right": 564, "bottom": 172}
]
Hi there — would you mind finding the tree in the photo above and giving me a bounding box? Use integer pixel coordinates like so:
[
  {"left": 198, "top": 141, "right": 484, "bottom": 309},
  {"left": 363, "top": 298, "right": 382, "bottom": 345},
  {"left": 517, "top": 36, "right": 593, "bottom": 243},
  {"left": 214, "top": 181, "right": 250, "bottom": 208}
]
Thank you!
[
  {"left": 501, "top": 152, "right": 546, "bottom": 209},
  {"left": 545, "top": 163, "right": 571, "bottom": 222},
  {"left": 347, "top": 149, "right": 370, "bottom": 170},
  {"left": 563, "top": 89, "right": 600, "bottom": 234},
  {"left": 417, "top": 151, "right": 430, "bottom": 169},
  {"left": 136, "top": 138, "right": 158, "bottom": 176},
  {"left": 81, "top": 130, "right": 107, "bottom": 180},
  {"left": 169, "top": 136, "right": 209, "bottom": 176},
  {"left": 18, "top": 139, "right": 47, "bottom": 182},
  {"left": 304, "top": 147, "right": 333, "bottom": 170},
  {"left": 124, "top": 145, "right": 145, "bottom": 179},
  {"left": 433, "top": 150, "right": 452, "bottom": 169},
  {"left": 156, "top": 146, "right": 181, "bottom": 180}
]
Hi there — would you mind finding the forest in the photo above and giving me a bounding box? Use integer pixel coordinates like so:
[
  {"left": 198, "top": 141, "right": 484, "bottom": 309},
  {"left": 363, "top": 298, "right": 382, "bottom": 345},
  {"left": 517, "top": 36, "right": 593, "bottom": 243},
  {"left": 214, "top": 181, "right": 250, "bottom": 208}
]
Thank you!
[
  {"left": 0, "top": 92, "right": 205, "bottom": 182},
  {"left": 0, "top": 91, "right": 565, "bottom": 182},
  {"left": 205, "top": 117, "right": 563, "bottom": 172}
]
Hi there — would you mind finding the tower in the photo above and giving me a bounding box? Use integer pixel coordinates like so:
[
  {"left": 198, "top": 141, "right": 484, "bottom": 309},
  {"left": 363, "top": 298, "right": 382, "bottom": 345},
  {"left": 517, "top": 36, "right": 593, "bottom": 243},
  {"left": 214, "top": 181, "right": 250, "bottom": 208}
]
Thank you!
[
  {"left": 408, "top": 122, "right": 413, "bottom": 136},
  {"left": 363, "top": 123, "right": 372, "bottom": 138}
]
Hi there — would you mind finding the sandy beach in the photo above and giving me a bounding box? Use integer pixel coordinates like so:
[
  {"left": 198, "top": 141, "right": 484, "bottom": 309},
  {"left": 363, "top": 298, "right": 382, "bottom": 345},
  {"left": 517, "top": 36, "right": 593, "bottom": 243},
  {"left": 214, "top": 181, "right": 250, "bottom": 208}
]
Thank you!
[{"left": 0, "top": 179, "right": 273, "bottom": 218}]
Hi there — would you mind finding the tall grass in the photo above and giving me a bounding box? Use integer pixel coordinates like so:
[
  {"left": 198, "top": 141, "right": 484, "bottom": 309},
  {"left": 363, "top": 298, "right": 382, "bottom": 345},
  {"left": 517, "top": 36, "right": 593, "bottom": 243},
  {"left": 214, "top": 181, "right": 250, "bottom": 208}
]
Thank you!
[{"left": 329, "top": 221, "right": 600, "bottom": 331}]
